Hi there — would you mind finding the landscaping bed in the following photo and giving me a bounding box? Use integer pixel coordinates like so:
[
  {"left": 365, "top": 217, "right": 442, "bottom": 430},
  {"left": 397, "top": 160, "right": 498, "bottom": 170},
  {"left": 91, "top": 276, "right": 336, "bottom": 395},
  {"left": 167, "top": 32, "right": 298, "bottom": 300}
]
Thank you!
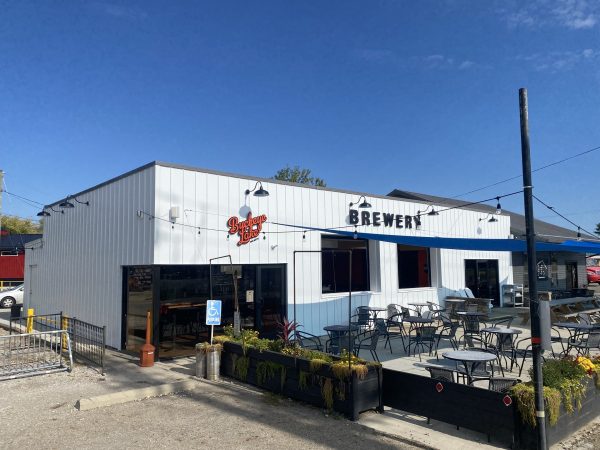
[{"left": 217, "top": 327, "right": 383, "bottom": 420}]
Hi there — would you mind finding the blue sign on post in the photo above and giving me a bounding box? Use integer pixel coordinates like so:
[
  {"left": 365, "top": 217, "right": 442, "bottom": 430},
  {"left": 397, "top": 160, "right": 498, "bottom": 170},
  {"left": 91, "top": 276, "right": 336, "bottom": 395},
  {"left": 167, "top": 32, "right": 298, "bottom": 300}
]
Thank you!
[{"left": 206, "top": 300, "right": 222, "bottom": 326}]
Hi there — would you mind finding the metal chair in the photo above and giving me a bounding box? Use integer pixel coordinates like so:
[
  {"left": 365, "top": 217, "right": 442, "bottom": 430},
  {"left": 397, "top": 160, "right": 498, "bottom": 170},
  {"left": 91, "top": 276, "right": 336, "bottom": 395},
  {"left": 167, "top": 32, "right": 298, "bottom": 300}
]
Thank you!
[
  {"left": 457, "top": 315, "right": 482, "bottom": 349},
  {"left": 351, "top": 306, "right": 373, "bottom": 330},
  {"left": 434, "top": 313, "right": 460, "bottom": 359},
  {"left": 354, "top": 330, "right": 381, "bottom": 362},
  {"left": 426, "top": 366, "right": 456, "bottom": 383},
  {"left": 489, "top": 377, "right": 520, "bottom": 393},
  {"left": 567, "top": 331, "right": 600, "bottom": 356},
  {"left": 384, "top": 313, "right": 407, "bottom": 353},
  {"left": 511, "top": 337, "right": 533, "bottom": 377},
  {"left": 412, "top": 325, "right": 438, "bottom": 361},
  {"left": 294, "top": 330, "right": 323, "bottom": 352}
]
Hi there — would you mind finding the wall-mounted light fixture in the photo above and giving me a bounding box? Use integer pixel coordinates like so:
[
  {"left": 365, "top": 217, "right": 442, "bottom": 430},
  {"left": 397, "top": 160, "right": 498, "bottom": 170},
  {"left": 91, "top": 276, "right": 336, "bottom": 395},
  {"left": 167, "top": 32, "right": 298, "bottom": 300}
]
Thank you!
[
  {"left": 479, "top": 213, "right": 498, "bottom": 223},
  {"left": 245, "top": 181, "right": 269, "bottom": 197},
  {"left": 59, "top": 195, "right": 90, "bottom": 208},
  {"left": 36, "top": 206, "right": 64, "bottom": 217},
  {"left": 349, "top": 195, "right": 371, "bottom": 208},
  {"left": 417, "top": 205, "right": 439, "bottom": 219}
]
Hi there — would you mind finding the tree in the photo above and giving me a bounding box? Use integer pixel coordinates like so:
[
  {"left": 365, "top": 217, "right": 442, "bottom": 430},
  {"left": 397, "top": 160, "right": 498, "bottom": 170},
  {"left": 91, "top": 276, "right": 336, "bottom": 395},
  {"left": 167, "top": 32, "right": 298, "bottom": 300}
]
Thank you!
[
  {"left": 0, "top": 215, "right": 43, "bottom": 234},
  {"left": 595, "top": 222, "right": 600, "bottom": 236},
  {"left": 273, "top": 165, "right": 326, "bottom": 187}
]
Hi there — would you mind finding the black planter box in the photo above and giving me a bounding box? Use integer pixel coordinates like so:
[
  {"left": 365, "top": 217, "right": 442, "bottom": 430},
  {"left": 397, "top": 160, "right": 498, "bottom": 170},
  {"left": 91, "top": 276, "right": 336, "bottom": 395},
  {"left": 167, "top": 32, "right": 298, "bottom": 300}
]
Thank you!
[
  {"left": 514, "top": 377, "right": 600, "bottom": 450},
  {"left": 221, "top": 341, "right": 383, "bottom": 420}
]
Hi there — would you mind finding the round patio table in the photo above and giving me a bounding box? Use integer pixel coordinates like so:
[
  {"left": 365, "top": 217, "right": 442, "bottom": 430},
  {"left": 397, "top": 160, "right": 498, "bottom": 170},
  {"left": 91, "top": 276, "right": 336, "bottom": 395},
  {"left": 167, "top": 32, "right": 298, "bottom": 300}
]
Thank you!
[
  {"left": 404, "top": 316, "right": 434, "bottom": 357},
  {"left": 442, "top": 350, "right": 497, "bottom": 385},
  {"left": 323, "top": 324, "right": 359, "bottom": 334},
  {"left": 456, "top": 311, "right": 487, "bottom": 317},
  {"left": 481, "top": 327, "right": 522, "bottom": 369},
  {"left": 323, "top": 324, "right": 359, "bottom": 355},
  {"left": 408, "top": 302, "right": 430, "bottom": 317}
]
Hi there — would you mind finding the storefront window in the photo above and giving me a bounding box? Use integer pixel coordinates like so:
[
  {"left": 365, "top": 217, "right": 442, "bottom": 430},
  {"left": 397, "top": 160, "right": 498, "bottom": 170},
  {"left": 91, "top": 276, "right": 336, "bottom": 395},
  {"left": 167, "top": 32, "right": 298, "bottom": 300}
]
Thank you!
[
  {"left": 321, "top": 236, "right": 370, "bottom": 293},
  {"left": 397, "top": 245, "right": 431, "bottom": 289}
]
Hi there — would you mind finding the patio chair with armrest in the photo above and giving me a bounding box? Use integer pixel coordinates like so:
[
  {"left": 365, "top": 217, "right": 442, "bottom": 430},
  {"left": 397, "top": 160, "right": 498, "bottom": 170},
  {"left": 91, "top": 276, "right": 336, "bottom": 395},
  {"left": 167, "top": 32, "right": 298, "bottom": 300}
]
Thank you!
[
  {"left": 425, "top": 365, "right": 457, "bottom": 426},
  {"left": 567, "top": 331, "right": 600, "bottom": 357},
  {"left": 434, "top": 313, "right": 460, "bottom": 359},
  {"left": 354, "top": 330, "right": 381, "bottom": 362},
  {"left": 351, "top": 307, "right": 372, "bottom": 331},
  {"left": 511, "top": 337, "right": 534, "bottom": 377},
  {"left": 457, "top": 315, "right": 483, "bottom": 349},
  {"left": 550, "top": 326, "right": 566, "bottom": 357},
  {"left": 384, "top": 313, "right": 407, "bottom": 353},
  {"left": 489, "top": 377, "right": 521, "bottom": 393},
  {"left": 412, "top": 325, "right": 438, "bottom": 362},
  {"left": 294, "top": 330, "right": 324, "bottom": 352}
]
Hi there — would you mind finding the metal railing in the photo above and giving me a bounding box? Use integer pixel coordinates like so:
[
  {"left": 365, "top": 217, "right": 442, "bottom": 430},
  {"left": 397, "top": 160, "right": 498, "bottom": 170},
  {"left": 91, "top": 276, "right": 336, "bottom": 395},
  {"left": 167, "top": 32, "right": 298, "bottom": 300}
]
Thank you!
[
  {"left": 0, "top": 330, "right": 73, "bottom": 381},
  {"left": 63, "top": 317, "right": 106, "bottom": 375},
  {"left": 10, "top": 313, "right": 106, "bottom": 374}
]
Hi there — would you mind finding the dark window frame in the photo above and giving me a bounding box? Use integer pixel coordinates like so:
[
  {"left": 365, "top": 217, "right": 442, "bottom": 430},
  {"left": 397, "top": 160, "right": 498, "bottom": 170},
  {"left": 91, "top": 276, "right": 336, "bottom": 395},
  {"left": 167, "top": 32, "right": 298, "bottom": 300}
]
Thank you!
[
  {"left": 321, "top": 236, "right": 370, "bottom": 294},
  {"left": 397, "top": 244, "right": 431, "bottom": 289}
]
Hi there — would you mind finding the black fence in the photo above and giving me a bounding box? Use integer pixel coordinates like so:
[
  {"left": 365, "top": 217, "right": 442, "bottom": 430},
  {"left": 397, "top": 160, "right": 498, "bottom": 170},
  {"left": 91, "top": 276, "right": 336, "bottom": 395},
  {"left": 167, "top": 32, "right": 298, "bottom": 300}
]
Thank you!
[
  {"left": 382, "top": 368, "right": 516, "bottom": 447},
  {"left": 10, "top": 313, "right": 105, "bottom": 375}
]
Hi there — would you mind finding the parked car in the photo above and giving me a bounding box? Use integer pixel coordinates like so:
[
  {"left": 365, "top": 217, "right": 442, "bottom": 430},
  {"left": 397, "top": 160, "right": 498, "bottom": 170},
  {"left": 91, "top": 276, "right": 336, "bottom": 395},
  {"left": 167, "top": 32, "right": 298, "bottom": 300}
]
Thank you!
[
  {"left": 0, "top": 284, "right": 24, "bottom": 308},
  {"left": 587, "top": 266, "right": 600, "bottom": 285}
]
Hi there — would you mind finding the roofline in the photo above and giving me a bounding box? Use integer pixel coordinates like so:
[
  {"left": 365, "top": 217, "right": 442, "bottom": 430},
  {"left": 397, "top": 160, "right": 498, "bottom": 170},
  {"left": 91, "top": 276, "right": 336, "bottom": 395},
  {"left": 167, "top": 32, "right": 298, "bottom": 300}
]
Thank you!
[{"left": 45, "top": 161, "right": 441, "bottom": 209}]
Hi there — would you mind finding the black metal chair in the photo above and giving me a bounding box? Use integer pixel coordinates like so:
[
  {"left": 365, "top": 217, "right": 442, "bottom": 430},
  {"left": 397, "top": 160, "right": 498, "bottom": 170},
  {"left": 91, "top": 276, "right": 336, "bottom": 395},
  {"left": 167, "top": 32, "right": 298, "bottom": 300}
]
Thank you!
[
  {"left": 457, "top": 315, "right": 482, "bottom": 349},
  {"left": 351, "top": 306, "right": 373, "bottom": 331},
  {"left": 294, "top": 330, "right": 324, "bottom": 352},
  {"left": 385, "top": 313, "right": 407, "bottom": 353},
  {"left": 434, "top": 313, "right": 460, "bottom": 359},
  {"left": 488, "top": 377, "right": 520, "bottom": 393},
  {"left": 412, "top": 325, "right": 438, "bottom": 362},
  {"left": 511, "top": 337, "right": 533, "bottom": 377},
  {"left": 354, "top": 330, "right": 381, "bottom": 362},
  {"left": 550, "top": 326, "right": 566, "bottom": 357},
  {"left": 426, "top": 366, "right": 456, "bottom": 383},
  {"left": 567, "top": 331, "right": 600, "bottom": 356}
]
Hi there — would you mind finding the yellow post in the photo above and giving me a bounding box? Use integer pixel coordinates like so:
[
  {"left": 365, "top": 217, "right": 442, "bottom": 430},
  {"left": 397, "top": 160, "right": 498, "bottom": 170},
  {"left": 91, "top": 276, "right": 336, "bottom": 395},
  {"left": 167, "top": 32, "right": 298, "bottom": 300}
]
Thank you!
[
  {"left": 62, "top": 316, "right": 69, "bottom": 350},
  {"left": 26, "top": 308, "right": 34, "bottom": 333}
]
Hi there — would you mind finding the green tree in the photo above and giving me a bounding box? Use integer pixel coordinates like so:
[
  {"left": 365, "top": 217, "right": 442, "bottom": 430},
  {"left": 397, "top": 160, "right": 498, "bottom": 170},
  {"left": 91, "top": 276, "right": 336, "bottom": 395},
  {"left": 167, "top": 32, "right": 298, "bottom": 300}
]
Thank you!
[
  {"left": 273, "top": 165, "right": 326, "bottom": 187},
  {"left": 0, "top": 215, "right": 43, "bottom": 234}
]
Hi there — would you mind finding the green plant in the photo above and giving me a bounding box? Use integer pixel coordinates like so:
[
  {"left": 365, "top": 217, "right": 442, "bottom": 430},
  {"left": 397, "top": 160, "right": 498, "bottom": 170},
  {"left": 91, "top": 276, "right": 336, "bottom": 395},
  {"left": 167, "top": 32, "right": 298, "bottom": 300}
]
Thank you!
[
  {"left": 195, "top": 342, "right": 223, "bottom": 354},
  {"left": 233, "top": 355, "right": 250, "bottom": 381},
  {"left": 511, "top": 383, "right": 561, "bottom": 427},
  {"left": 309, "top": 358, "right": 327, "bottom": 373},
  {"left": 268, "top": 339, "right": 285, "bottom": 353},
  {"left": 223, "top": 324, "right": 235, "bottom": 338},
  {"left": 213, "top": 335, "right": 232, "bottom": 345},
  {"left": 256, "top": 361, "right": 282, "bottom": 385},
  {"left": 335, "top": 380, "right": 346, "bottom": 401},
  {"left": 321, "top": 378, "right": 334, "bottom": 411},
  {"left": 298, "top": 371, "right": 309, "bottom": 390}
]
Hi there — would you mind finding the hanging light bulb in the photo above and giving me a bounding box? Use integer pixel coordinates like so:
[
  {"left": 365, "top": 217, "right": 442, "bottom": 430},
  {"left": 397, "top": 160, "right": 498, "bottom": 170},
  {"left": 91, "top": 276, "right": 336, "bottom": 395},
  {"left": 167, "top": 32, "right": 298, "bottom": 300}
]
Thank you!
[
  {"left": 263, "top": 232, "right": 266, "bottom": 240},
  {"left": 302, "top": 231, "right": 306, "bottom": 240},
  {"left": 577, "top": 227, "right": 581, "bottom": 240},
  {"left": 353, "top": 226, "right": 358, "bottom": 240},
  {"left": 495, "top": 197, "right": 502, "bottom": 215}
]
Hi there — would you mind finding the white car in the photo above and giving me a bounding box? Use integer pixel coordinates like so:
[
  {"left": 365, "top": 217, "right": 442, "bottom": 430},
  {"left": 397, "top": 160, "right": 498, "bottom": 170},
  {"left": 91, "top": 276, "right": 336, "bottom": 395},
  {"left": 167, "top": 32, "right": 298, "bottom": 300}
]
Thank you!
[{"left": 0, "top": 284, "right": 24, "bottom": 308}]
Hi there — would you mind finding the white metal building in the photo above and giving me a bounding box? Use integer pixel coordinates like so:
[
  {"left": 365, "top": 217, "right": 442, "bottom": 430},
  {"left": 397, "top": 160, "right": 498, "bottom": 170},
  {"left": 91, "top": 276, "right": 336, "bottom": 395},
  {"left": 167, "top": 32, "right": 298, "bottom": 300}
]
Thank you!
[{"left": 24, "top": 162, "right": 513, "bottom": 356}]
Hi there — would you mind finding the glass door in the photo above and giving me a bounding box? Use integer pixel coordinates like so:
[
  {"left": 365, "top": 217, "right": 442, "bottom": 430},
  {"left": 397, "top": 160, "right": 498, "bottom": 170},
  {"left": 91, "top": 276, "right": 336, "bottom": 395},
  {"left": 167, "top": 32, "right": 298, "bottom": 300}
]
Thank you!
[
  {"left": 255, "top": 265, "right": 286, "bottom": 338},
  {"left": 465, "top": 260, "right": 500, "bottom": 306},
  {"left": 124, "top": 267, "right": 153, "bottom": 352}
]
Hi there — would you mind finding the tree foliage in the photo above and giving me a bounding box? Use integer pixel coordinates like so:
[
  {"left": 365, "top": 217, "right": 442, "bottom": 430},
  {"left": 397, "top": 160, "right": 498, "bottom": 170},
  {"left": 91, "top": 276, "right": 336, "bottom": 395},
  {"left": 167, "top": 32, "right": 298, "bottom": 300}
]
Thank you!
[
  {"left": 0, "top": 215, "right": 43, "bottom": 234},
  {"left": 273, "top": 165, "right": 326, "bottom": 187}
]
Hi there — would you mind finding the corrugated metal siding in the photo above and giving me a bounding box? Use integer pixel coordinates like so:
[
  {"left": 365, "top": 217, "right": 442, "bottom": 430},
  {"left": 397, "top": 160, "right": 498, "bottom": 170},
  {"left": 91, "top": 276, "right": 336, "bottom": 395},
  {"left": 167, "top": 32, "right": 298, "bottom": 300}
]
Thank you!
[
  {"left": 513, "top": 251, "right": 587, "bottom": 292},
  {"left": 154, "top": 165, "right": 513, "bottom": 336},
  {"left": 24, "top": 166, "right": 155, "bottom": 348}
]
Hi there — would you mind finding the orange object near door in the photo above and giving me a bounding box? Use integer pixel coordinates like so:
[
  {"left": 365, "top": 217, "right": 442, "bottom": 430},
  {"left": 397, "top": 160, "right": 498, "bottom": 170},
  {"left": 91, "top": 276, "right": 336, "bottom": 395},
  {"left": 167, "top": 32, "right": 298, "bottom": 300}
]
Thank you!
[{"left": 139, "top": 310, "right": 155, "bottom": 367}]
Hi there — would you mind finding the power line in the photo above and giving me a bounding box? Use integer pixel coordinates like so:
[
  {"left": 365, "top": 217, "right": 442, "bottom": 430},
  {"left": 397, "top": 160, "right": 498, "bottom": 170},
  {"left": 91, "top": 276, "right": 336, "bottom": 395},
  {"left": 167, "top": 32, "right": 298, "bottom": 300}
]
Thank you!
[
  {"left": 533, "top": 195, "right": 597, "bottom": 238},
  {"left": 2, "top": 190, "right": 46, "bottom": 208},
  {"left": 447, "top": 144, "right": 600, "bottom": 200}
]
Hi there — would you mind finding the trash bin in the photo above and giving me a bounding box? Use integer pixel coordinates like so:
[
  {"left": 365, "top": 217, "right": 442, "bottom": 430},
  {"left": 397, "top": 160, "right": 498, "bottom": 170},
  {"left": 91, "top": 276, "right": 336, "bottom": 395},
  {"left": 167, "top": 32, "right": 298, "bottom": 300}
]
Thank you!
[
  {"left": 10, "top": 304, "right": 22, "bottom": 319},
  {"left": 195, "top": 344, "right": 207, "bottom": 379},
  {"left": 206, "top": 348, "right": 221, "bottom": 381}
]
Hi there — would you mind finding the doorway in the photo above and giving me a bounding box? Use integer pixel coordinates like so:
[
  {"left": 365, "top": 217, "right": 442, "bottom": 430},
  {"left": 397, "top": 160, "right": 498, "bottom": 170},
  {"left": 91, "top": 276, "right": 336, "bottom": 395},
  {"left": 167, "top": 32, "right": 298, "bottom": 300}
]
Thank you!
[
  {"left": 255, "top": 265, "right": 286, "bottom": 338},
  {"left": 465, "top": 260, "right": 500, "bottom": 306},
  {"left": 123, "top": 266, "right": 154, "bottom": 353},
  {"left": 565, "top": 262, "right": 578, "bottom": 291}
]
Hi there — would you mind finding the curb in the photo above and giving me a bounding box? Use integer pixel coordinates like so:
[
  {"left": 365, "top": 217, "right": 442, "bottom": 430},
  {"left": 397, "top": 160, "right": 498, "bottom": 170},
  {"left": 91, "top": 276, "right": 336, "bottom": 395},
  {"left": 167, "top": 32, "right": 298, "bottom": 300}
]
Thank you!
[{"left": 75, "top": 379, "right": 198, "bottom": 411}]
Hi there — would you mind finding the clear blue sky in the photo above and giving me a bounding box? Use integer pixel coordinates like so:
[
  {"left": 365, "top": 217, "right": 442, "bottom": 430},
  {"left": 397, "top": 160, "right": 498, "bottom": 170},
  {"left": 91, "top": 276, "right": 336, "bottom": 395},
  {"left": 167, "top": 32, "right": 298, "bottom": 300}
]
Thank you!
[{"left": 1, "top": 1, "right": 599, "bottom": 236}]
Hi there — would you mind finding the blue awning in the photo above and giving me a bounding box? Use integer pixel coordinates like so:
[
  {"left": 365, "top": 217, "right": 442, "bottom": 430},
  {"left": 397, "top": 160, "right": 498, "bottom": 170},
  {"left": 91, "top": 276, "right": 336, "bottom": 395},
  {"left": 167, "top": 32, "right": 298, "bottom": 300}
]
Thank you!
[{"left": 277, "top": 223, "right": 600, "bottom": 253}]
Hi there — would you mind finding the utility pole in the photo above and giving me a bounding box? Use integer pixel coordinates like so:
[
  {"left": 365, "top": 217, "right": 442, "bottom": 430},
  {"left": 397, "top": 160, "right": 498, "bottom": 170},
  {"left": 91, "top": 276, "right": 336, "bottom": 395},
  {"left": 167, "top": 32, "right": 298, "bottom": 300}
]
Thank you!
[
  {"left": 519, "top": 88, "right": 547, "bottom": 450},
  {"left": 0, "top": 170, "right": 3, "bottom": 235}
]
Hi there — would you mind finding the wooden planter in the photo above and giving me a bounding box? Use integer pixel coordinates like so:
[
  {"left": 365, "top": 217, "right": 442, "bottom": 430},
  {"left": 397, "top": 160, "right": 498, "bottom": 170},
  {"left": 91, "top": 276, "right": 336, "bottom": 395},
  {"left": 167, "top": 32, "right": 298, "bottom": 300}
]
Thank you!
[
  {"left": 514, "top": 377, "right": 600, "bottom": 450},
  {"left": 220, "top": 341, "right": 383, "bottom": 420}
]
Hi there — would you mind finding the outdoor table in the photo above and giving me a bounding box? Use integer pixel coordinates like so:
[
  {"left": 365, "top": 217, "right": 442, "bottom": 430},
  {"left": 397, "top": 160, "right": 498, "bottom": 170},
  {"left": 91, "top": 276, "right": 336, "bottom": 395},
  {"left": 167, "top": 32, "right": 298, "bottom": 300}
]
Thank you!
[
  {"left": 442, "top": 350, "right": 497, "bottom": 385},
  {"left": 408, "top": 302, "right": 430, "bottom": 317},
  {"left": 456, "top": 311, "right": 487, "bottom": 317},
  {"left": 365, "top": 306, "right": 387, "bottom": 320},
  {"left": 480, "top": 327, "right": 523, "bottom": 369},
  {"left": 444, "top": 298, "right": 466, "bottom": 318},
  {"left": 404, "top": 316, "right": 434, "bottom": 356}
]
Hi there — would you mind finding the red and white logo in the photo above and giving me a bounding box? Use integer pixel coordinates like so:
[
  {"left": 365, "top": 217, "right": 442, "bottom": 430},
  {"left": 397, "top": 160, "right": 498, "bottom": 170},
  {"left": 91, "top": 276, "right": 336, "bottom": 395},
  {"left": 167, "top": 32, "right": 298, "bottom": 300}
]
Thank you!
[{"left": 227, "top": 212, "right": 267, "bottom": 246}]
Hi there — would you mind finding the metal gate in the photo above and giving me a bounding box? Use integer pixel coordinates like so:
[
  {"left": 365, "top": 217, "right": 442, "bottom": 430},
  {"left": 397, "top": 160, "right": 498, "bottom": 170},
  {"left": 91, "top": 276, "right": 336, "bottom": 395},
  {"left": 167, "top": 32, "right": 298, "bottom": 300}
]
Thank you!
[
  {"left": 10, "top": 313, "right": 106, "bottom": 374},
  {"left": 0, "top": 330, "right": 73, "bottom": 381}
]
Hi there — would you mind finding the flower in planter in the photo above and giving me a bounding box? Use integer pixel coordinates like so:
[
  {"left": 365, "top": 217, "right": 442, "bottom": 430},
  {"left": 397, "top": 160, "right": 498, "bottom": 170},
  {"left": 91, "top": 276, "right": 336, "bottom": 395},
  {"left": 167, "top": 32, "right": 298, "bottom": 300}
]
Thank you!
[{"left": 575, "top": 356, "right": 597, "bottom": 376}]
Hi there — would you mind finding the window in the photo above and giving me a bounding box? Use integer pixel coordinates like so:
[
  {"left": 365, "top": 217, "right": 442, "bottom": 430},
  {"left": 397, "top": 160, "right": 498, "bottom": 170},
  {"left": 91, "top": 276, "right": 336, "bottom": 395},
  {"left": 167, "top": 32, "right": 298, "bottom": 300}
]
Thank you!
[
  {"left": 397, "top": 245, "right": 430, "bottom": 289},
  {"left": 322, "top": 236, "right": 370, "bottom": 293}
]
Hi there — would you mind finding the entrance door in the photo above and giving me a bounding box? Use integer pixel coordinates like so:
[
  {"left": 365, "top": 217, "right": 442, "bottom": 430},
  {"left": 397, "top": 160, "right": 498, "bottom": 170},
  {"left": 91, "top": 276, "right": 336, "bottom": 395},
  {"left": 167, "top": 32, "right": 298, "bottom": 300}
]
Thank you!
[
  {"left": 255, "top": 265, "right": 285, "bottom": 338},
  {"left": 565, "top": 262, "right": 578, "bottom": 291},
  {"left": 465, "top": 260, "right": 500, "bottom": 306},
  {"left": 123, "top": 267, "right": 153, "bottom": 352}
]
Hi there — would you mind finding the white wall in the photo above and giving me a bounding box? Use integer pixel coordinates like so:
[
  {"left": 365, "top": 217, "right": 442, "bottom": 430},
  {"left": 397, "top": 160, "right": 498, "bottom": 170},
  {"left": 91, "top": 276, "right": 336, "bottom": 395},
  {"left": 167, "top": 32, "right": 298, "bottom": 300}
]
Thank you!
[
  {"left": 24, "top": 166, "right": 156, "bottom": 348},
  {"left": 153, "top": 165, "right": 513, "bottom": 336}
]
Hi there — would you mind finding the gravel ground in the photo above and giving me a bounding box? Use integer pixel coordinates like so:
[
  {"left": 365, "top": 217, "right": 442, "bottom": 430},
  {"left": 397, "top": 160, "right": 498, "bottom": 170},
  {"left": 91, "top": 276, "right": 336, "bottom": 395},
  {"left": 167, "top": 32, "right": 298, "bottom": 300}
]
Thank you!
[
  {"left": 0, "top": 366, "right": 419, "bottom": 450},
  {"left": 554, "top": 420, "right": 600, "bottom": 450}
]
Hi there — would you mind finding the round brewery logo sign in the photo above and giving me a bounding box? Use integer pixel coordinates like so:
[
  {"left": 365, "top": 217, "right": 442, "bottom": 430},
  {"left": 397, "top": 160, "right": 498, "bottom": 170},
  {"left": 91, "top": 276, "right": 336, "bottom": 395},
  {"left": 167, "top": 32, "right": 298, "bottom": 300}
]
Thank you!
[{"left": 227, "top": 212, "right": 267, "bottom": 246}]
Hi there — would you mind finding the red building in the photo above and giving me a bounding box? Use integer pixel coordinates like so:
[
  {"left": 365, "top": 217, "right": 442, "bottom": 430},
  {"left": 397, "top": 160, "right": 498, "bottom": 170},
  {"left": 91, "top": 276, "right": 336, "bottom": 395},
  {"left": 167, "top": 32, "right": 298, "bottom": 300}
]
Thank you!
[{"left": 0, "top": 233, "right": 42, "bottom": 290}]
